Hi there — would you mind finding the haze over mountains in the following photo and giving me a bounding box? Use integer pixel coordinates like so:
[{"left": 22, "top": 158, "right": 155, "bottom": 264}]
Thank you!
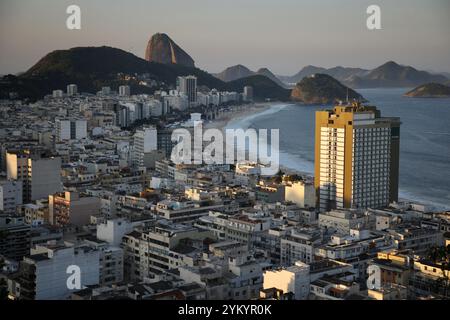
[
  {"left": 217, "top": 61, "right": 448, "bottom": 89},
  {"left": 0, "top": 32, "right": 448, "bottom": 104},
  {"left": 346, "top": 61, "right": 448, "bottom": 88},
  {"left": 278, "top": 66, "right": 369, "bottom": 85},
  {"left": 0, "top": 35, "right": 290, "bottom": 101},
  {"left": 214, "top": 65, "right": 288, "bottom": 88}
]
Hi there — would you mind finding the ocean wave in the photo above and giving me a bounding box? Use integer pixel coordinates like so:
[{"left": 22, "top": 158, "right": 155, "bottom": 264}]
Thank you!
[{"left": 225, "top": 102, "right": 450, "bottom": 210}]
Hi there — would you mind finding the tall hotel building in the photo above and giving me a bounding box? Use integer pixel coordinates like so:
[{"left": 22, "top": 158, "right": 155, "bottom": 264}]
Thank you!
[
  {"left": 314, "top": 102, "right": 400, "bottom": 211},
  {"left": 177, "top": 75, "right": 197, "bottom": 105}
]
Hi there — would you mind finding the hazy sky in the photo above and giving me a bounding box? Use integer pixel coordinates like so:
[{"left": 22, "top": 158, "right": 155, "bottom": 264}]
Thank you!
[{"left": 1, "top": 0, "right": 449, "bottom": 75}]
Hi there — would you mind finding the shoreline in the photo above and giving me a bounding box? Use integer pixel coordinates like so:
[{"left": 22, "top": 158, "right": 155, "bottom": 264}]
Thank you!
[
  {"left": 203, "top": 101, "right": 275, "bottom": 131},
  {"left": 202, "top": 101, "right": 450, "bottom": 211},
  {"left": 204, "top": 101, "right": 316, "bottom": 179}
]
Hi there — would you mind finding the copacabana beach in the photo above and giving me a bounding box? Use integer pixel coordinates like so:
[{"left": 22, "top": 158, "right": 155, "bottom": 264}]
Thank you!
[{"left": 207, "top": 89, "right": 450, "bottom": 211}]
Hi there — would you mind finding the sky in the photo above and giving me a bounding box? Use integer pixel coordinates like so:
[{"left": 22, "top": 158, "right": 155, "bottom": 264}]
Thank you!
[{"left": 0, "top": 0, "right": 449, "bottom": 75}]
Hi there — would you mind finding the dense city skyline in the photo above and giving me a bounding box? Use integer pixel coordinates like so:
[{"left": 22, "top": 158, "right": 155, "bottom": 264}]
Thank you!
[
  {"left": 1, "top": 0, "right": 450, "bottom": 75},
  {"left": 1, "top": 0, "right": 449, "bottom": 305}
]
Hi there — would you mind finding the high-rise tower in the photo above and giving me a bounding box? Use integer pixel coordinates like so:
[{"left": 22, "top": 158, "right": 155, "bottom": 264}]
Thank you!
[
  {"left": 314, "top": 102, "right": 400, "bottom": 211},
  {"left": 177, "top": 75, "right": 197, "bottom": 106}
]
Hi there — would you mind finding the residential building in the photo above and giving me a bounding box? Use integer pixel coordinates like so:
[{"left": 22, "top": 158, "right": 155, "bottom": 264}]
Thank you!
[
  {"left": 66, "top": 84, "right": 78, "bottom": 96},
  {"left": 177, "top": 75, "right": 197, "bottom": 105},
  {"left": 96, "top": 217, "right": 153, "bottom": 246},
  {"left": 122, "top": 220, "right": 213, "bottom": 279},
  {"left": 119, "top": 85, "right": 131, "bottom": 97},
  {"left": 280, "top": 228, "right": 322, "bottom": 265},
  {"left": 243, "top": 86, "right": 253, "bottom": 102},
  {"left": 7, "top": 242, "right": 100, "bottom": 300},
  {"left": 409, "top": 258, "right": 450, "bottom": 299},
  {"left": 154, "top": 200, "right": 225, "bottom": 224},
  {"left": 0, "top": 180, "right": 22, "bottom": 214},
  {"left": 318, "top": 209, "right": 371, "bottom": 234},
  {"left": 0, "top": 214, "right": 30, "bottom": 261},
  {"left": 55, "top": 119, "right": 87, "bottom": 141},
  {"left": 387, "top": 226, "right": 443, "bottom": 254},
  {"left": 284, "top": 180, "right": 315, "bottom": 208},
  {"left": 263, "top": 259, "right": 355, "bottom": 300},
  {"left": 48, "top": 191, "right": 101, "bottom": 227},
  {"left": 84, "top": 238, "right": 124, "bottom": 286},
  {"left": 6, "top": 149, "right": 62, "bottom": 203},
  {"left": 132, "top": 126, "right": 158, "bottom": 167}
]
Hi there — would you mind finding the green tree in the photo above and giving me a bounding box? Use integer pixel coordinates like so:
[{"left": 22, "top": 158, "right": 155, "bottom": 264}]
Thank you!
[{"left": 427, "top": 245, "right": 450, "bottom": 298}]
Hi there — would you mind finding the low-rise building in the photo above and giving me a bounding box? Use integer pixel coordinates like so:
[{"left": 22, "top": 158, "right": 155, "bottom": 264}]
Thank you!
[
  {"left": 0, "top": 180, "right": 22, "bottom": 214},
  {"left": 263, "top": 259, "right": 355, "bottom": 300},
  {"left": 7, "top": 242, "right": 100, "bottom": 300}
]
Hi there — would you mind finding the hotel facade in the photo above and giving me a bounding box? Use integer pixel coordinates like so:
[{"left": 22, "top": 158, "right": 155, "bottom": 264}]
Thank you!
[{"left": 314, "top": 102, "right": 400, "bottom": 211}]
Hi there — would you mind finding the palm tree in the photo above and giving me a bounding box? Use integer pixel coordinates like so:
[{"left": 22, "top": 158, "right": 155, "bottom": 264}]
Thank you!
[{"left": 427, "top": 245, "right": 450, "bottom": 298}]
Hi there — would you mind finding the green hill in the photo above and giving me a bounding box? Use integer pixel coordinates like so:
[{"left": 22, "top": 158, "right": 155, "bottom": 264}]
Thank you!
[
  {"left": 347, "top": 61, "right": 448, "bottom": 88},
  {"left": 404, "top": 83, "right": 450, "bottom": 98},
  {"left": 1, "top": 46, "right": 289, "bottom": 101},
  {"left": 291, "top": 73, "right": 364, "bottom": 104}
]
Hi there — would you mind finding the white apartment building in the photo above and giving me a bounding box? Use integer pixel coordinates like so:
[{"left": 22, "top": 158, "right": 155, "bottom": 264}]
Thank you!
[
  {"left": 96, "top": 217, "right": 152, "bottom": 246},
  {"left": 284, "top": 181, "right": 315, "bottom": 208},
  {"left": 280, "top": 228, "right": 323, "bottom": 265},
  {"left": 122, "top": 221, "right": 213, "bottom": 279},
  {"left": 177, "top": 75, "right": 197, "bottom": 105},
  {"left": 0, "top": 180, "right": 22, "bottom": 214},
  {"left": 132, "top": 126, "right": 157, "bottom": 167},
  {"left": 154, "top": 199, "right": 225, "bottom": 224},
  {"left": 145, "top": 99, "right": 163, "bottom": 117},
  {"left": 243, "top": 86, "right": 254, "bottom": 102},
  {"left": 6, "top": 150, "right": 62, "bottom": 203},
  {"left": 227, "top": 254, "right": 264, "bottom": 300},
  {"left": 263, "top": 259, "right": 355, "bottom": 300},
  {"left": 263, "top": 261, "right": 311, "bottom": 300},
  {"left": 163, "top": 92, "right": 189, "bottom": 111},
  {"left": 85, "top": 239, "right": 124, "bottom": 286},
  {"left": 318, "top": 209, "right": 371, "bottom": 234},
  {"left": 12, "top": 243, "right": 100, "bottom": 300},
  {"left": 55, "top": 119, "right": 87, "bottom": 141},
  {"left": 66, "top": 84, "right": 78, "bottom": 96},
  {"left": 52, "top": 90, "right": 64, "bottom": 98},
  {"left": 119, "top": 85, "right": 131, "bottom": 97},
  {"left": 315, "top": 230, "right": 392, "bottom": 281}
]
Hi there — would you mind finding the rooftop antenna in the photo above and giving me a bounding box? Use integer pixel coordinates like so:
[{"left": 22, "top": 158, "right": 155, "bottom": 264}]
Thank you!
[{"left": 346, "top": 88, "right": 349, "bottom": 104}]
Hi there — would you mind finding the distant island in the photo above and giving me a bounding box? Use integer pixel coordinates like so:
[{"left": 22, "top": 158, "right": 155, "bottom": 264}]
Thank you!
[
  {"left": 404, "top": 83, "right": 450, "bottom": 98},
  {"left": 291, "top": 73, "right": 364, "bottom": 104}
]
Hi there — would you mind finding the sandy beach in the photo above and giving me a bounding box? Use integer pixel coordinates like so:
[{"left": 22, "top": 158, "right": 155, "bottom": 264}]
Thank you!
[
  {"left": 203, "top": 102, "right": 274, "bottom": 132},
  {"left": 202, "top": 101, "right": 315, "bottom": 180}
]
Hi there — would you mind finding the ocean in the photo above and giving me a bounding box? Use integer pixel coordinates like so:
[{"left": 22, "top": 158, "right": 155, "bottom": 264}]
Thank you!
[{"left": 225, "top": 88, "right": 450, "bottom": 210}]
